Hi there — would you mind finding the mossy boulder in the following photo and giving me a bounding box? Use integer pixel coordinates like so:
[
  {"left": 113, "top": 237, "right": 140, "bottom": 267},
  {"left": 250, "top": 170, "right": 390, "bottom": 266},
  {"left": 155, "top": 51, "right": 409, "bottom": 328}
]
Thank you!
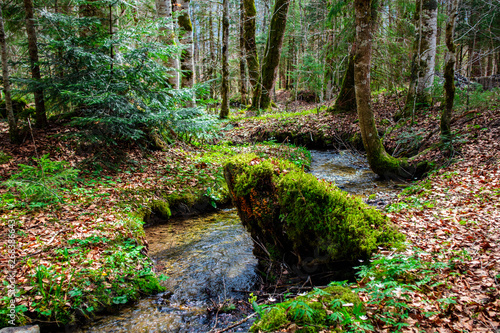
[
  {"left": 251, "top": 285, "right": 363, "bottom": 332},
  {"left": 224, "top": 154, "right": 404, "bottom": 275}
]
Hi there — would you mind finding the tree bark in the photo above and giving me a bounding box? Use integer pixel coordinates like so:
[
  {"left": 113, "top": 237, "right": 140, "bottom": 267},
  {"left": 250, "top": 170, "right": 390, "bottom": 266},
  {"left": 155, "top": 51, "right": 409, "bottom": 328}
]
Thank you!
[
  {"left": 239, "top": 0, "right": 247, "bottom": 105},
  {"left": 24, "top": 0, "right": 47, "bottom": 127},
  {"left": 332, "top": 51, "right": 356, "bottom": 113},
  {"left": 243, "top": 0, "right": 259, "bottom": 93},
  {"left": 354, "top": 0, "right": 414, "bottom": 180},
  {"left": 401, "top": 0, "right": 438, "bottom": 119},
  {"left": 252, "top": 0, "right": 291, "bottom": 110},
  {"left": 220, "top": 0, "right": 229, "bottom": 118},
  {"left": 441, "top": 0, "right": 459, "bottom": 144},
  {"left": 172, "top": 0, "right": 195, "bottom": 89},
  {"left": 0, "top": 7, "right": 19, "bottom": 143},
  {"left": 156, "top": 0, "right": 179, "bottom": 89}
]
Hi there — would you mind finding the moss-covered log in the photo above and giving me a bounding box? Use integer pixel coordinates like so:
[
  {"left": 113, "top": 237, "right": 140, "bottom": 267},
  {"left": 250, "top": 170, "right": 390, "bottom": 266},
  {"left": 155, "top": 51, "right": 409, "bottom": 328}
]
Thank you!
[{"left": 224, "top": 154, "right": 404, "bottom": 276}]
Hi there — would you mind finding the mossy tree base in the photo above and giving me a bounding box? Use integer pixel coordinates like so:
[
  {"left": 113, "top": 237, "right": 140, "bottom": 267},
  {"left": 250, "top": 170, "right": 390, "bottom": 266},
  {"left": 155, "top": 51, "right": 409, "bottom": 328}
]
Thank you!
[{"left": 224, "top": 154, "right": 404, "bottom": 277}]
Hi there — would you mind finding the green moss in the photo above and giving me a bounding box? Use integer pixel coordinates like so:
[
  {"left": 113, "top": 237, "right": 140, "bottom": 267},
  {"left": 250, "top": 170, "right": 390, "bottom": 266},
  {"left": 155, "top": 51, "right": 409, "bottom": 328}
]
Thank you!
[
  {"left": 251, "top": 285, "right": 363, "bottom": 332},
  {"left": 0, "top": 97, "right": 27, "bottom": 119},
  {"left": 151, "top": 199, "right": 171, "bottom": 219}
]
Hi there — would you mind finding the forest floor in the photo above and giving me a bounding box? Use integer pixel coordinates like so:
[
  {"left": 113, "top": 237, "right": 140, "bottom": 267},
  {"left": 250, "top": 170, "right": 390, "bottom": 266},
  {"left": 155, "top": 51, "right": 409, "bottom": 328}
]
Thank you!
[{"left": 0, "top": 91, "right": 499, "bottom": 332}]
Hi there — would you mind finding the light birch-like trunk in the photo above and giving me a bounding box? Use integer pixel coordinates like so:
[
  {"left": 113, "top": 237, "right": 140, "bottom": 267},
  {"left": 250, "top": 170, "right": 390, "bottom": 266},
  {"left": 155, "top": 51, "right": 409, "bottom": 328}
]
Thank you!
[
  {"left": 172, "top": 0, "right": 194, "bottom": 89},
  {"left": 156, "top": 0, "right": 179, "bottom": 89},
  {"left": 402, "top": 0, "right": 438, "bottom": 117},
  {"left": 0, "top": 7, "right": 18, "bottom": 143},
  {"left": 220, "top": 0, "right": 229, "bottom": 118},
  {"left": 24, "top": 0, "right": 47, "bottom": 127},
  {"left": 441, "top": 0, "right": 459, "bottom": 144}
]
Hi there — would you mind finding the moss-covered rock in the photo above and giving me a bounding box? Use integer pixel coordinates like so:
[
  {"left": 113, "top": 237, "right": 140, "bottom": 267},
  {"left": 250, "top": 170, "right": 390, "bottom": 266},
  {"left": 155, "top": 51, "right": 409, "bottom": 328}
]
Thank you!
[
  {"left": 224, "top": 154, "right": 404, "bottom": 274},
  {"left": 251, "top": 285, "right": 363, "bottom": 332}
]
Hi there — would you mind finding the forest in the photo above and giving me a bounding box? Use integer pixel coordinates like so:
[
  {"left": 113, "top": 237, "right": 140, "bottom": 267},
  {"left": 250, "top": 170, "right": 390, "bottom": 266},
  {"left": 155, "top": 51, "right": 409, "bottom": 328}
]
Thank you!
[{"left": 0, "top": 0, "right": 499, "bottom": 332}]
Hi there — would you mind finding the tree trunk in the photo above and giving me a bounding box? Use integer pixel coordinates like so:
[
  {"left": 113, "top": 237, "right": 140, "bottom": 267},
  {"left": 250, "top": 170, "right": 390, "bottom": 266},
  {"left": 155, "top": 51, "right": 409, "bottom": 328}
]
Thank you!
[
  {"left": 208, "top": 7, "right": 215, "bottom": 99},
  {"left": 354, "top": 0, "right": 414, "bottom": 180},
  {"left": 252, "top": 0, "right": 291, "bottom": 110},
  {"left": 440, "top": 0, "right": 459, "bottom": 144},
  {"left": 172, "top": 0, "right": 195, "bottom": 89},
  {"left": 401, "top": 0, "right": 438, "bottom": 119},
  {"left": 0, "top": 7, "right": 19, "bottom": 143},
  {"left": 243, "top": 0, "right": 259, "bottom": 93},
  {"left": 156, "top": 0, "right": 179, "bottom": 89},
  {"left": 239, "top": 0, "right": 247, "bottom": 105},
  {"left": 332, "top": 51, "right": 356, "bottom": 113},
  {"left": 24, "top": 0, "right": 47, "bottom": 127},
  {"left": 220, "top": 0, "right": 229, "bottom": 118}
]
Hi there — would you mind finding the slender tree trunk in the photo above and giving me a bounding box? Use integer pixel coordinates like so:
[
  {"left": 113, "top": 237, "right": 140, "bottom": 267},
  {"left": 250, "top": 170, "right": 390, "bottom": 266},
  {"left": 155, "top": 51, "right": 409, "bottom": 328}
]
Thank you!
[
  {"left": 239, "top": 0, "right": 247, "bottom": 105},
  {"left": 252, "top": 0, "right": 291, "bottom": 110},
  {"left": 172, "top": 0, "right": 195, "bottom": 89},
  {"left": 354, "top": 0, "right": 413, "bottom": 179},
  {"left": 243, "top": 0, "right": 260, "bottom": 93},
  {"left": 24, "top": 0, "right": 47, "bottom": 127},
  {"left": 208, "top": 7, "right": 215, "bottom": 99},
  {"left": 441, "top": 0, "right": 459, "bottom": 144},
  {"left": 220, "top": 0, "right": 229, "bottom": 118},
  {"left": 156, "top": 0, "right": 179, "bottom": 88},
  {"left": 401, "top": 0, "right": 438, "bottom": 119},
  {"left": 0, "top": 7, "right": 19, "bottom": 143}
]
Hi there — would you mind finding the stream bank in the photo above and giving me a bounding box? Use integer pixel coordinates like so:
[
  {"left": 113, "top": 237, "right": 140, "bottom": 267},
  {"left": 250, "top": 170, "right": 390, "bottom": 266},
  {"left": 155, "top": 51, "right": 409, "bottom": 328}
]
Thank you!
[{"left": 75, "top": 149, "right": 401, "bottom": 333}]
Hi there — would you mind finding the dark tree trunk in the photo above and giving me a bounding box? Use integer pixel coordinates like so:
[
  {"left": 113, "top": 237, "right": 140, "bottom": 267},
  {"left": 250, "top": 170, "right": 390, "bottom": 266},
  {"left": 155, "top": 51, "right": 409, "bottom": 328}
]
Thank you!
[
  {"left": 0, "top": 7, "right": 19, "bottom": 143},
  {"left": 252, "top": 0, "right": 291, "bottom": 110},
  {"left": 220, "top": 0, "right": 229, "bottom": 118},
  {"left": 243, "top": 0, "right": 259, "bottom": 93},
  {"left": 331, "top": 51, "right": 356, "bottom": 113},
  {"left": 441, "top": 0, "right": 459, "bottom": 144},
  {"left": 24, "top": 0, "right": 47, "bottom": 127},
  {"left": 239, "top": 0, "right": 247, "bottom": 105}
]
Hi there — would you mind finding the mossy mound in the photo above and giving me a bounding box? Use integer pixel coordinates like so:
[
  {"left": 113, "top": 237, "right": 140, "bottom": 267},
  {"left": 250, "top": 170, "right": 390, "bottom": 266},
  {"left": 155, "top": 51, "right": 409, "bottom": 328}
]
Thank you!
[
  {"left": 251, "top": 285, "right": 363, "bottom": 332},
  {"left": 0, "top": 98, "right": 33, "bottom": 119},
  {"left": 224, "top": 154, "right": 404, "bottom": 274}
]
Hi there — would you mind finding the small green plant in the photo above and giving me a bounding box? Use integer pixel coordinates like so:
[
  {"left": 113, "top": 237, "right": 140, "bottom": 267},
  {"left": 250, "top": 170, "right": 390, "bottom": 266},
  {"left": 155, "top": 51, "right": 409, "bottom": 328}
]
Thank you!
[
  {"left": 0, "top": 151, "right": 12, "bottom": 164},
  {"left": 2, "top": 154, "right": 79, "bottom": 204}
]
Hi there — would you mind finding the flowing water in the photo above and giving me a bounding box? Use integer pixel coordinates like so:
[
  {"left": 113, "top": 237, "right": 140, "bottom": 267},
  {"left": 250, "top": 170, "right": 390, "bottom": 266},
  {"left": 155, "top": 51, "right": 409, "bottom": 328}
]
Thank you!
[
  {"left": 77, "top": 209, "right": 257, "bottom": 333},
  {"left": 78, "top": 150, "right": 401, "bottom": 332}
]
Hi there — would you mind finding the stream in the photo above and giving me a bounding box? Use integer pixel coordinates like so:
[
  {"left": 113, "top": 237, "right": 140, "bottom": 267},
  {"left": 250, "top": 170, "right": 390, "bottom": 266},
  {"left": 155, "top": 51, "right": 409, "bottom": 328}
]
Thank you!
[{"left": 77, "top": 150, "right": 402, "bottom": 333}]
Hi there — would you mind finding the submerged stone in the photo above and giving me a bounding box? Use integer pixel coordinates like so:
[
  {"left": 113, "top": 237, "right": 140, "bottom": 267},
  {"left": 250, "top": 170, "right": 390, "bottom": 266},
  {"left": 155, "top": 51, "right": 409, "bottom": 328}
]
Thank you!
[{"left": 224, "top": 154, "right": 404, "bottom": 276}]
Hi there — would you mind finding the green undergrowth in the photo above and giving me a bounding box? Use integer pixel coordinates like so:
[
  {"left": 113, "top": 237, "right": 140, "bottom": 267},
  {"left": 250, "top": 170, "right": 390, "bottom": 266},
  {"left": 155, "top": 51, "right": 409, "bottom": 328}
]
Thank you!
[
  {"left": 252, "top": 248, "right": 461, "bottom": 332},
  {"left": 229, "top": 108, "right": 319, "bottom": 122},
  {"left": 0, "top": 214, "right": 164, "bottom": 328},
  {"left": 250, "top": 284, "right": 368, "bottom": 332},
  {"left": 353, "top": 249, "right": 460, "bottom": 332}
]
